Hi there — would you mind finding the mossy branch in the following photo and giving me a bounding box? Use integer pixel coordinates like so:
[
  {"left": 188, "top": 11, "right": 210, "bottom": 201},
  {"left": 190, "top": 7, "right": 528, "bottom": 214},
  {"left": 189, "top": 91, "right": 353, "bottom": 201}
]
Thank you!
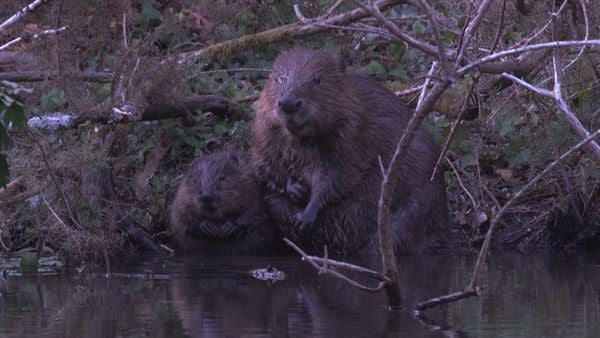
[{"left": 176, "top": 0, "right": 399, "bottom": 63}]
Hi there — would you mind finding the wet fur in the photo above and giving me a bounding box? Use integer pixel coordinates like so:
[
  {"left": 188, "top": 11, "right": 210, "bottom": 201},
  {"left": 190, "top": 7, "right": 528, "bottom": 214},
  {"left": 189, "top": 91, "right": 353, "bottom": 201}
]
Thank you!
[
  {"left": 170, "top": 151, "right": 276, "bottom": 254},
  {"left": 251, "top": 48, "right": 449, "bottom": 255}
]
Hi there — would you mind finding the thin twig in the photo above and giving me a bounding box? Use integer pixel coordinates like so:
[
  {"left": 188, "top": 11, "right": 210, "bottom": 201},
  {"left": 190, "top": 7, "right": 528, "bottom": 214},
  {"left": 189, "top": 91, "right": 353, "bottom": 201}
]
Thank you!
[
  {"left": 446, "top": 157, "right": 477, "bottom": 210},
  {"left": 418, "top": 0, "right": 448, "bottom": 72},
  {"left": 453, "top": 0, "right": 494, "bottom": 68},
  {"left": 394, "top": 84, "right": 424, "bottom": 97},
  {"left": 284, "top": 238, "right": 386, "bottom": 292},
  {"left": 103, "top": 247, "right": 111, "bottom": 278},
  {"left": 501, "top": 72, "right": 553, "bottom": 97},
  {"left": 122, "top": 12, "right": 128, "bottom": 50},
  {"left": 41, "top": 192, "right": 67, "bottom": 229},
  {"left": 304, "top": 256, "right": 390, "bottom": 282},
  {"left": 416, "top": 62, "right": 437, "bottom": 111},
  {"left": 564, "top": 0, "right": 589, "bottom": 69},
  {"left": 0, "top": 235, "right": 8, "bottom": 251},
  {"left": 489, "top": 0, "right": 507, "bottom": 54}
]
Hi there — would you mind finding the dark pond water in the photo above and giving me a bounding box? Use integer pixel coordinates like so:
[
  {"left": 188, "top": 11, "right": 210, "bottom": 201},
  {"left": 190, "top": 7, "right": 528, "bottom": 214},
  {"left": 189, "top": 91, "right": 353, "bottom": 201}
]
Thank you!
[{"left": 1, "top": 252, "right": 600, "bottom": 337}]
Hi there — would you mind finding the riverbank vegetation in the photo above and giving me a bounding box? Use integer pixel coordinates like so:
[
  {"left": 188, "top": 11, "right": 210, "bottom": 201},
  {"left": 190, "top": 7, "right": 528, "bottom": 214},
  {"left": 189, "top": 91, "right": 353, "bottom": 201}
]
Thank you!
[{"left": 1, "top": 0, "right": 598, "bottom": 272}]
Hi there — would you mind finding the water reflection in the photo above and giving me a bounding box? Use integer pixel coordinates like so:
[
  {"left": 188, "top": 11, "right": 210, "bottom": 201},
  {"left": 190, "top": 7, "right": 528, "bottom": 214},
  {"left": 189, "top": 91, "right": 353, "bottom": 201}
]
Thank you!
[{"left": 1, "top": 252, "right": 599, "bottom": 337}]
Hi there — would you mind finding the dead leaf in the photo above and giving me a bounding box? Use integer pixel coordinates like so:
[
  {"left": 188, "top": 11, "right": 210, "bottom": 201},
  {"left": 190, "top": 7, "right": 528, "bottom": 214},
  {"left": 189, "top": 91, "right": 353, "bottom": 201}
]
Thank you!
[
  {"left": 190, "top": 7, "right": 215, "bottom": 38},
  {"left": 133, "top": 133, "right": 172, "bottom": 201},
  {"left": 496, "top": 167, "right": 514, "bottom": 182}
]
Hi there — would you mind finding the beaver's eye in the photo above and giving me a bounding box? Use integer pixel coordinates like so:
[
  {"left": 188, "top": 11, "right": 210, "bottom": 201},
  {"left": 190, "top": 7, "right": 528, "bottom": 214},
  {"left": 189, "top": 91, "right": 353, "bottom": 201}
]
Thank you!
[
  {"left": 312, "top": 76, "right": 321, "bottom": 84},
  {"left": 219, "top": 175, "right": 226, "bottom": 182}
]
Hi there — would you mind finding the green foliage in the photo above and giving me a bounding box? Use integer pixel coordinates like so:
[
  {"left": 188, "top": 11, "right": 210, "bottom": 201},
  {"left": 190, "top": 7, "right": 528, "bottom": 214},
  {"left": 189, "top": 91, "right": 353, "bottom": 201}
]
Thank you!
[
  {"left": 367, "top": 60, "right": 388, "bottom": 80},
  {"left": 19, "top": 252, "right": 39, "bottom": 274},
  {"left": 0, "top": 81, "right": 30, "bottom": 187},
  {"left": 141, "top": 0, "right": 164, "bottom": 28},
  {"left": 38, "top": 89, "right": 64, "bottom": 113}
]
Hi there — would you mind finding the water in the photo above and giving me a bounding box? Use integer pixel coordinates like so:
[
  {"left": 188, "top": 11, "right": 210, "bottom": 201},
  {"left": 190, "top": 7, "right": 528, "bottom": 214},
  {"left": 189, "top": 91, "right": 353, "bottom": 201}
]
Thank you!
[{"left": 1, "top": 252, "right": 599, "bottom": 337}]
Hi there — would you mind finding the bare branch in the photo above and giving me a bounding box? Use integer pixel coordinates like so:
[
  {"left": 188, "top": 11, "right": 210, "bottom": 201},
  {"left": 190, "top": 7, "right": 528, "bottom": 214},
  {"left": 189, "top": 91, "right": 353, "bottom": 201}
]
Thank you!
[
  {"left": 0, "top": 0, "right": 52, "bottom": 33},
  {"left": 0, "top": 26, "right": 68, "bottom": 51},
  {"left": 307, "top": 256, "right": 391, "bottom": 282},
  {"left": 416, "top": 61, "right": 437, "bottom": 111},
  {"left": 284, "top": 238, "right": 386, "bottom": 292},
  {"left": 417, "top": 0, "right": 448, "bottom": 72},
  {"left": 459, "top": 39, "right": 600, "bottom": 76},
  {"left": 177, "top": 0, "right": 399, "bottom": 63},
  {"left": 416, "top": 286, "right": 482, "bottom": 312},
  {"left": 394, "top": 84, "right": 424, "bottom": 97},
  {"left": 377, "top": 74, "right": 454, "bottom": 306},
  {"left": 454, "top": 0, "right": 494, "bottom": 67},
  {"left": 293, "top": 4, "right": 309, "bottom": 23},
  {"left": 501, "top": 72, "right": 553, "bottom": 97}
]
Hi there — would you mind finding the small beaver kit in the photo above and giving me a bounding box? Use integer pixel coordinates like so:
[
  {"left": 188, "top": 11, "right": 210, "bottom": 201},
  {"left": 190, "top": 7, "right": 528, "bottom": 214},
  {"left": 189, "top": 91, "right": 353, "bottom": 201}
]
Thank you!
[{"left": 170, "top": 150, "right": 277, "bottom": 254}]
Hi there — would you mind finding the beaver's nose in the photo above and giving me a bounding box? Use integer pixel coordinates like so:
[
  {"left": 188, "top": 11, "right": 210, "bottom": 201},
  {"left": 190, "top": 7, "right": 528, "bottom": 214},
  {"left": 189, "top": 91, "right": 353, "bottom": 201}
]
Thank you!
[{"left": 278, "top": 94, "right": 303, "bottom": 114}]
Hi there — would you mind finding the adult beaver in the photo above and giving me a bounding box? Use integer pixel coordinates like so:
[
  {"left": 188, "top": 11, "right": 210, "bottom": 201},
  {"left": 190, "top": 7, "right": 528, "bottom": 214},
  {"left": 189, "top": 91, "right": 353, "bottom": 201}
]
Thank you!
[
  {"left": 251, "top": 48, "right": 449, "bottom": 255},
  {"left": 170, "top": 150, "right": 277, "bottom": 254}
]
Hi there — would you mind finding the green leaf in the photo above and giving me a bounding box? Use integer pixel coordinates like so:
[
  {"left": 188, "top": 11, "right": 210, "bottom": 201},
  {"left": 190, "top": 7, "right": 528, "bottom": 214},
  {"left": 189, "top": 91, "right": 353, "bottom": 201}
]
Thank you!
[
  {"left": 3, "top": 102, "right": 25, "bottom": 128},
  {"left": 20, "top": 252, "right": 39, "bottom": 274},
  {"left": 40, "top": 89, "right": 64, "bottom": 111},
  {"left": 460, "top": 154, "right": 477, "bottom": 168},
  {"left": 212, "top": 123, "right": 229, "bottom": 137},
  {"left": 367, "top": 60, "right": 387, "bottom": 80},
  {"left": 499, "top": 115, "right": 517, "bottom": 138},
  {"left": 142, "top": 0, "right": 163, "bottom": 27},
  {"left": 388, "top": 42, "right": 405, "bottom": 60},
  {"left": 0, "top": 153, "right": 8, "bottom": 188},
  {"left": 0, "top": 122, "right": 10, "bottom": 150},
  {"left": 529, "top": 112, "right": 540, "bottom": 127},
  {"left": 389, "top": 67, "right": 408, "bottom": 81},
  {"left": 508, "top": 148, "right": 531, "bottom": 168}
]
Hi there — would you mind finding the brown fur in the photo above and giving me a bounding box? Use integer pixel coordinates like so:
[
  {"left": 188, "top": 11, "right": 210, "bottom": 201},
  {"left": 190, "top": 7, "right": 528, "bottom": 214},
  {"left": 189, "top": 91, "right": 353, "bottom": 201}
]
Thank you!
[
  {"left": 170, "top": 151, "right": 277, "bottom": 254},
  {"left": 251, "top": 48, "right": 449, "bottom": 255}
]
